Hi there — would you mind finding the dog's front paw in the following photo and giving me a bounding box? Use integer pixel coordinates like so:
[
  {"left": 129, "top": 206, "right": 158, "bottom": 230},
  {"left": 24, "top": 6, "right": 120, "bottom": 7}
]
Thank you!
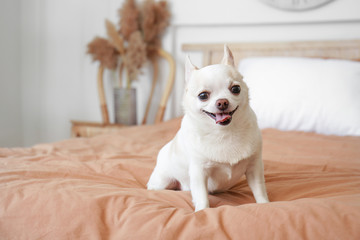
[
  {"left": 256, "top": 196, "right": 269, "bottom": 204},
  {"left": 147, "top": 182, "right": 164, "bottom": 191},
  {"left": 194, "top": 201, "right": 209, "bottom": 212},
  {"left": 147, "top": 185, "right": 156, "bottom": 190}
]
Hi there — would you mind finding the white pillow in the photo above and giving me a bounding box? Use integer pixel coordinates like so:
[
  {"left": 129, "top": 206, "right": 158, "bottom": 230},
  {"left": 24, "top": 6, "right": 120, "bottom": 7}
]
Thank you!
[{"left": 238, "top": 57, "right": 360, "bottom": 136}]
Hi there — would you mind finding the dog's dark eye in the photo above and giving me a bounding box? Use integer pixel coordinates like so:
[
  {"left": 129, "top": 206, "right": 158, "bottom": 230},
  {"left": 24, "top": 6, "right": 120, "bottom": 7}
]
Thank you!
[
  {"left": 198, "top": 91, "right": 210, "bottom": 101},
  {"left": 230, "top": 85, "right": 241, "bottom": 95}
]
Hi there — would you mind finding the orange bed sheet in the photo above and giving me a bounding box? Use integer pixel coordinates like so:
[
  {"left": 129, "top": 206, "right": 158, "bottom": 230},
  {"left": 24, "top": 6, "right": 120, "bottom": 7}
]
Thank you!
[{"left": 1, "top": 118, "right": 360, "bottom": 239}]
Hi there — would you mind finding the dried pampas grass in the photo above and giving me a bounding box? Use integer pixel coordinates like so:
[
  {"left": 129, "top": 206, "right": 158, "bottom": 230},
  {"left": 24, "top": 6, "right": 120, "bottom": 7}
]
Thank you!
[
  {"left": 125, "top": 31, "right": 147, "bottom": 84},
  {"left": 118, "top": 0, "right": 139, "bottom": 41},
  {"left": 87, "top": 37, "right": 119, "bottom": 70},
  {"left": 141, "top": 0, "right": 170, "bottom": 59},
  {"left": 105, "top": 19, "right": 125, "bottom": 55},
  {"left": 87, "top": 0, "right": 171, "bottom": 87}
]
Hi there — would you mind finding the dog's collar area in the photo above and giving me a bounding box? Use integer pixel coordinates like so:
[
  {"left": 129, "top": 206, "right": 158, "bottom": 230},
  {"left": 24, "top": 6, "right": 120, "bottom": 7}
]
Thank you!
[{"left": 203, "top": 106, "right": 238, "bottom": 126}]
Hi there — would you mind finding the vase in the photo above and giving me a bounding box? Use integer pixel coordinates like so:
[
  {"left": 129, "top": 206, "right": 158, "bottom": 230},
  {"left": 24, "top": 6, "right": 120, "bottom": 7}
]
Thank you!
[{"left": 114, "top": 88, "right": 137, "bottom": 125}]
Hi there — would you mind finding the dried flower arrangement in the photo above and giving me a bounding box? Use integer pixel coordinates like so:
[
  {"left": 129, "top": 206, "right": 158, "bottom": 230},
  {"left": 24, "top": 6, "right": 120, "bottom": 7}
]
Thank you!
[{"left": 87, "top": 0, "right": 170, "bottom": 89}]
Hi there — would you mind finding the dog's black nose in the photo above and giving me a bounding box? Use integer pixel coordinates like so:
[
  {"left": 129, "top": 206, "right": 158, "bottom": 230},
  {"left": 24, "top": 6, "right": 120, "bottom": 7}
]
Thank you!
[{"left": 216, "top": 99, "right": 229, "bottom": 110}]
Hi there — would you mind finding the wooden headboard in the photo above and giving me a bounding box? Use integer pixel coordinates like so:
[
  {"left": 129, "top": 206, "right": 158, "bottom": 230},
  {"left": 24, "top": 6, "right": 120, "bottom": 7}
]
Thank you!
[{"left": 182, "top": 39, "right": 360, "bottom": 67}]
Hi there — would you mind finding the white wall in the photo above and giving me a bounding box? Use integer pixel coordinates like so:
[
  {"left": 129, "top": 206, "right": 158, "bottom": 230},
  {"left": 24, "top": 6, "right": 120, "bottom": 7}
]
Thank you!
[
  {"left": 20, "top": 0, "right": 124, "bottom": 146},
  {"left": 0, "top": 0, "right": 22, "bottom": 147},
  {"left": 1, "top": 0, "right": 360, "bottom": 147}
]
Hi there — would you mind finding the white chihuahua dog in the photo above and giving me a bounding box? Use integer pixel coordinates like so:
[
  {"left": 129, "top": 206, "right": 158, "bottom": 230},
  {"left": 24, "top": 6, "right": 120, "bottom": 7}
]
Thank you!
[{"left": 147, "top": 45, "right": 269, "bottom": 211}]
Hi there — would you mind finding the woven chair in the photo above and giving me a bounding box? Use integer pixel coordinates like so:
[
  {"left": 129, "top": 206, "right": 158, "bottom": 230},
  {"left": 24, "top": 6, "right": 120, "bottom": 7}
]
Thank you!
[{"left": 71, "top": 48, "right": 175, "bottom": 137}]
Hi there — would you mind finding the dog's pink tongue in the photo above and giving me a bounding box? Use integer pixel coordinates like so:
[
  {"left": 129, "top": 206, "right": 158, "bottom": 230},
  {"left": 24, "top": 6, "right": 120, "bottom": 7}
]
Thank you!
[{"left": 215, "top": 113, "right": 231, "bottom": 124}]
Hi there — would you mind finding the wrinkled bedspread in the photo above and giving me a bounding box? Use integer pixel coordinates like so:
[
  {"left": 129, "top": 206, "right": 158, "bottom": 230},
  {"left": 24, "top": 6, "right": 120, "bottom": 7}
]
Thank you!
[{"left": 1, "top": 118, "right": 360, "bottom": 239}]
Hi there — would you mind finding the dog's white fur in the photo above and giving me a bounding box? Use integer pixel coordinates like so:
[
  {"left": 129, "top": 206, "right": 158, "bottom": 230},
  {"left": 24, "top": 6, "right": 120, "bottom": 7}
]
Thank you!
[{"left": 147, "top": 45, "right": 269, "bottom": 211}]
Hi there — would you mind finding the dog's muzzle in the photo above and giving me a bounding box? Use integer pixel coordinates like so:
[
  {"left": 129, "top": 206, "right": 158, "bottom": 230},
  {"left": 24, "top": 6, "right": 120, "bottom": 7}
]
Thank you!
[{"left": 203, "top": 106, "right": 239, "bottom": 126}]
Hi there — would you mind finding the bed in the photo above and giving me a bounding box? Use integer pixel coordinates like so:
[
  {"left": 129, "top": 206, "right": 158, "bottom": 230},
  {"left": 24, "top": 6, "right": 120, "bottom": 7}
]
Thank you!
[{"left": 1, "top": 39, "right": 360, "bottom": 239}]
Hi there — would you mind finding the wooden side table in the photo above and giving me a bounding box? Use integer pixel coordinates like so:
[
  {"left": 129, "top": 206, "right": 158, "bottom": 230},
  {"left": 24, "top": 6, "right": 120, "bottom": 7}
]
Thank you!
[{"left": 71, "top": 121, "right": 126, "bottom": 138}]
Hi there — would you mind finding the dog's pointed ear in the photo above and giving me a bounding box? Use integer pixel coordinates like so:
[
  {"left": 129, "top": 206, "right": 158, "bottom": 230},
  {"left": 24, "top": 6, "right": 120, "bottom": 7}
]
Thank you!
[
  {"left": 221, "top": 44, "right": 235, "bottom": 67},
  {"left": 185, "top": 55, "right": 198, "bottom": 83}
]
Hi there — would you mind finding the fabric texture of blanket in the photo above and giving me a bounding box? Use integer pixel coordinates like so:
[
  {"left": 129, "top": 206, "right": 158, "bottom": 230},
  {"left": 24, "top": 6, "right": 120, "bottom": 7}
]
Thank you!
[{"left": 1, "top": 118, "right": 360, "bottom": 239}]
